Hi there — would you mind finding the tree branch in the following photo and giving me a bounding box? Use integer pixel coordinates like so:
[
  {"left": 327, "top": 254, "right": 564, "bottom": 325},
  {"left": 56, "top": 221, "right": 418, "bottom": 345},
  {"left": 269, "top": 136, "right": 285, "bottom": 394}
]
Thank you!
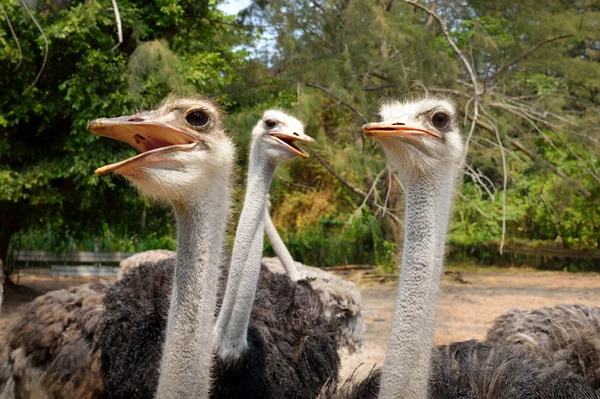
[
  {"left": 507, "top": 138, "right": 591, "bottom": 198},
  {"left": 466, "top": 115, "right": 592, "bottom": 198},
  {"left": 277, "top": 175, "right": 315, "bottom": 191},
  {"left": 304, "top": 82, "right": 368, "bottom": 123},
  {"left": 401, "top": 0, "right": 481, "bottom": 164},
  {"left": 109, "top": 0, "right": 123, "bottom": 50},
  {"left": 312, "top": 150, "right": 368, "bottom": 198},
  {"left": 20, "top": 0, "right": 48, "bottom": 92},
  {"left": 488, "top": 34, "right": 573, "bottom": 82},
  {"left": 362, "top": 83, "right": 396, "bottom": 91},
  {"left": 312, "top": 150, "right": 401, "bottom": 223}
]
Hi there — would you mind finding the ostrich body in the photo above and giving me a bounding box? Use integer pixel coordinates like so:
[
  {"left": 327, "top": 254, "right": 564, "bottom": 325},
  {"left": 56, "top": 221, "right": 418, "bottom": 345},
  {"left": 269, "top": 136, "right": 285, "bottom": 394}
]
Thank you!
[
  {"left": 263, "top": 197, "right": 365, "bottom": 353},
  {"left": 261, "top": 255, "right": 365, "bottom": 353},
  {"left": 118, "top": 249, "right": 176, "bottom": 279},
  {"left": 117, "top": 210, "right": 365, "bottom": 354},
  {"left": 318, "top": 96, "right": 595, "bottom": 399},
  {"left": 487, "top": 304, "right": 600, "bottom": 391},
  {"left": 321, "top": 340, "right": 596, "bottom": 399}
]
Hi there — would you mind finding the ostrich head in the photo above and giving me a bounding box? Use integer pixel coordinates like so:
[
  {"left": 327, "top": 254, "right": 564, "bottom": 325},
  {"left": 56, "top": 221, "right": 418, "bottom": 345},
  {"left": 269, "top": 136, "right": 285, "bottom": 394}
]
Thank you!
[
  {"left": 362, "top": 97, "right": 464, "bottom": 180},
  {"left": 251, "top": 110, "right": 314, "bottom": 163},
  {"left": 89, "top": 96, "right": 235, "bottom": 204}
]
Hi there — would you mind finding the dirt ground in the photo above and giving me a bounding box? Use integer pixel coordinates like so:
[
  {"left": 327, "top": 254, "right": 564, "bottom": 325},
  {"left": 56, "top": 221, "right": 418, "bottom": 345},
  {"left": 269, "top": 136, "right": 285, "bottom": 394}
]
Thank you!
[{"left": 2, "top": 268, "right": 600, "bottom": 382}]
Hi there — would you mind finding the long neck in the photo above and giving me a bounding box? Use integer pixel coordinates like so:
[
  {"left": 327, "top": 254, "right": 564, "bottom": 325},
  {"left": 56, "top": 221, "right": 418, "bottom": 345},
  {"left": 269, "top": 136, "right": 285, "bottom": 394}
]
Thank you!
[
  {"left": 213, "top": 146, "right": 275, "bottom": 359},
  {"left": 264, "top": 205, "right": 300, "bottom": 282},
  {"left": 378, "top": 167, "right": 458, "bottom": 399},
  {"left": 156, "top": 182, "right": 230, "bottom": 399}
]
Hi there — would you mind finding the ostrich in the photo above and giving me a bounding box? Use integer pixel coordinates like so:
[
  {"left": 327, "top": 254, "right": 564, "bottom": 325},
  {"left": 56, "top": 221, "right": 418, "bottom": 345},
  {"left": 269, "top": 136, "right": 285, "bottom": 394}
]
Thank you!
[
  {"left": 210, "top": 109, "right": 340, "bottom": 397},
  {"left": 317, "top": 95, "right": 596, "bottom": 399},
  {"left": 487, "top": 304, "right": 600, "bottom": 391},
  {"left": 92, "top": 97, "right": 237, "bottom": 399},
  {"left": 263, "top": 196, "right": 365, "bottom": 353},
  {"left": 1, "top": 96, "right": 237, "bottom": 399}
]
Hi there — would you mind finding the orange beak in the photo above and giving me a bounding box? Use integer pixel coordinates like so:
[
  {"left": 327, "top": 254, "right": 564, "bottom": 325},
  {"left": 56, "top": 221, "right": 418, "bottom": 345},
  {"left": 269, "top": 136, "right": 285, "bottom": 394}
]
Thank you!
[
  {"left": 269, "top": 130, "right": 315, "bottom": 158},
  {"left": 362, "top": 122, "right": 442, "bottom": 143},
  {"left": 89, "top": 116, "right": 199, "bottom": 175}
]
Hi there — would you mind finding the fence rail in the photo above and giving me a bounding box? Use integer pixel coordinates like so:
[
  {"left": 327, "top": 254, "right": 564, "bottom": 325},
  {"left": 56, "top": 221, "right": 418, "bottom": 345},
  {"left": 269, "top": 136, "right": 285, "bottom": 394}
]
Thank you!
[
  {"left": 500, "top": 244, "right": 600, "bottom": 260},
  {"left": 50, "top": 265, "right": 120, "bottom": 277},
  {"left": 15, "top": 251, "right": 136, "bottom": 263}
]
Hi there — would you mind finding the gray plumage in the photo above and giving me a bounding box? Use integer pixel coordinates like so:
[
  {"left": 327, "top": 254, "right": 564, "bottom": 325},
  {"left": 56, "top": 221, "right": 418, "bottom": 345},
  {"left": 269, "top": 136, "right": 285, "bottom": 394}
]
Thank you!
[
  {"left": 117, "top": 249, "right": 176, "bottom": 279},
  {"left": 262, "top": 257, "right": 365, "bottom": 353},
  {"left": 318, "top": 340, "right": 597, "bottom": 399},
  {"left": 487, "top": 304, "right": 600, "bottom": 393},
  {"left": 1, "top": 281, "right": 109, "bottom": 399},
  {"left": 117, "top": 247, "right": 364, "bottom": 354},
  {"left": 0, "top": 259, "right": 339, "bottom": 399}
]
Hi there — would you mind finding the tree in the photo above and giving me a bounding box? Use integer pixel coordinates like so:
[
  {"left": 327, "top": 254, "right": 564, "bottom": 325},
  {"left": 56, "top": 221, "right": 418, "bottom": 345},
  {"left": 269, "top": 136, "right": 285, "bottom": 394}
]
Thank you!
[
  {"left": 233, "top": 0, "right": 599, "bottom": 265},
  {"left": 0, "top": 0, "right": 246, "bottom": 276}
]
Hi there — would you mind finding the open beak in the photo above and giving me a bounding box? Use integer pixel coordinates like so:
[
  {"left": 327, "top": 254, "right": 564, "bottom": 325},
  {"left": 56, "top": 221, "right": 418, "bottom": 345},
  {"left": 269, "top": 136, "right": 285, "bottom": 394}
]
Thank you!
[
  {"left": 362, "top": 122, "right": 442, "bottom": 143},
  {"left": 269, "top": 130, "right": 315, "bottom": 158},
  {"left": 89, "top": 116, "right": 199, "bottom": 175}
]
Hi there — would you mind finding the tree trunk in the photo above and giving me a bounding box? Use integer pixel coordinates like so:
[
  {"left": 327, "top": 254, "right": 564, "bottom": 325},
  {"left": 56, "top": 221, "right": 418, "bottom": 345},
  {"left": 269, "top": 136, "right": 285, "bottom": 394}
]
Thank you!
[{"left": 0, "top": 204, "right": 22, "bottom": 279}]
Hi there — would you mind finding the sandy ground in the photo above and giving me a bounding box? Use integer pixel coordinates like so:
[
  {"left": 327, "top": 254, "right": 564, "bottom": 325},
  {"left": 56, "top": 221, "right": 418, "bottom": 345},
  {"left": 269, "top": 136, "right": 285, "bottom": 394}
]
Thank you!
[{"left": 2, "top": 269, "right": 600, "bottom": 382}]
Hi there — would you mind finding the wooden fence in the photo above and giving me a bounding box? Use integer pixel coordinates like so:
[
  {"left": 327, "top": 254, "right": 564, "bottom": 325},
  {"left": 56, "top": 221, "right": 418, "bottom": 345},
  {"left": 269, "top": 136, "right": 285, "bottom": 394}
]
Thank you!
[
  {"left": 15, "top": 250, "right": 136, "bottom": 264},
  {"left": 14, "top": 251, "right": 137, "bottom": 277},
  {"left": 501, "top": 244, "right": 600, "bottom": 260}
]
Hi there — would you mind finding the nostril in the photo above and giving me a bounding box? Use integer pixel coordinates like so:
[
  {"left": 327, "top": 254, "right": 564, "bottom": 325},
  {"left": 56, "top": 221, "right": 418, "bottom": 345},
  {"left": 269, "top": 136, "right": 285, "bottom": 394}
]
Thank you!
[
  {"left": 293, "top": 132, "right": 299, "bottom": 136},
  {"left": 134, "top": 134, "right": 146, "bottom": 144},
  {"left": 392, "top": 122, "right": 405, "bottom": 126},
  {"left": 127, "top": 117, "right": 144, "bottom": 122}
]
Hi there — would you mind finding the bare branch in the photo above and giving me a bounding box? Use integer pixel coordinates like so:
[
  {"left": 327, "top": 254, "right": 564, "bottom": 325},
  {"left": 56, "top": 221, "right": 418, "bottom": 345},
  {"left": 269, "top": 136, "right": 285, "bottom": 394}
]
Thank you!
[
  {"left": 277, "top": 175, "right": 315, "bottom": 191},
  {"left": 488, "top": 34, "right": 573, "bottom": 82},
  {"left": 312, "top": 150, "right": 368, "bottom": 198},
  {"left": 508, "top": 138, "right": 592, "bottom": 197},
  {"left": 20, "top": 0, "right": 48, "bottom": 92},
  {"left": 1, "top": 4, "right": 22, "bottom": 71},
  {"left": 458, "top": 192, "right": 493, "bottom": 220},
  {"left": 348, "top": 168, "right": 386, "bottom": 224},
  {"left": 312, "top": 150, "right": 401, "bottom": 223},
  {"left": 363, "top": 83, "right": 396, "bottom": 91},
  {"left": 401, "top": 0, "right": 481, "bottom": 165},
  {"left": 464, "top": 163, "right": 495, "bottom": 200},
  {"left": 463, "top": 113, "right": 592, "bottom": 196},
  {"left": 110, "top": 0, "right": 123, "bottom": 50},
  {"left": 480, "top": 110, "right": 508, "bottom": 254},
  {"left": 402, "top": 1, "right": 479, "bottom": 96},
  {"left": 305, "top": 82, "right": 368, "bottom": 123}
]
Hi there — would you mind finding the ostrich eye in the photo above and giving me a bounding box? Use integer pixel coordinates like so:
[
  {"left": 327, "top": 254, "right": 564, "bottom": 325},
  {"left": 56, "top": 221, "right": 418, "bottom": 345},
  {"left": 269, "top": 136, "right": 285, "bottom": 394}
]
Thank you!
[
  {"left": 431, "top": 112, "right": 450, "bottom": 130},
  {"left": 186, "top": 111, "right": 209, "bottom": 128},
  {"left": 264, "top": 119, "right": 277, "bottom": 129}
]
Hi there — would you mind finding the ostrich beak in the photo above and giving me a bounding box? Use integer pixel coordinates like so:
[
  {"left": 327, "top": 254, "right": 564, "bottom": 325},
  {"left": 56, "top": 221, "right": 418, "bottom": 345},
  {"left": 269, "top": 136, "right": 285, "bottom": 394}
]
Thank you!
[
  {"left": 269, "top": 129, "right": 315, "bottom": 158},
  {"left": 89, "top": 116, "right": 199, "bottom": 175},
  {"left": 362, "top": 122, "right": 442, "bottom": 142}
]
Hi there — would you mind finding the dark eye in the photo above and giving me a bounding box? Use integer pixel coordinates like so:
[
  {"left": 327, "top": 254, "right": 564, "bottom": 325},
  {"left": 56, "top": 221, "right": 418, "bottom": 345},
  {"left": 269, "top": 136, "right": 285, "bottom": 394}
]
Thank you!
[
  {"left": 431, "top": 112, "right": 450, "bottom": 130},
  {"left": 186, "top": 110, "right": 209, "bottom": 128},
  {"left": 264, "top": 119, "right": 277, "bottom": 129}
]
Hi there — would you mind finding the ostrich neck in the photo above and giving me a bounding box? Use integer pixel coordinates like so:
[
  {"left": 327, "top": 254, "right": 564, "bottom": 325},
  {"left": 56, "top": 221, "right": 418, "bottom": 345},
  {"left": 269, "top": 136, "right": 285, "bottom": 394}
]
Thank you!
[
  {"left": 264, "top": 207, "right": 300, "bottom": 281},
  {"left": 379, "top": 168, "right": 458, "bottom": 399},
  {"left": 156, "top": 182, "right": 230, "bottom": 399},
  {"left": 214, "top": 146, "right": 275, "bottom": 359}
]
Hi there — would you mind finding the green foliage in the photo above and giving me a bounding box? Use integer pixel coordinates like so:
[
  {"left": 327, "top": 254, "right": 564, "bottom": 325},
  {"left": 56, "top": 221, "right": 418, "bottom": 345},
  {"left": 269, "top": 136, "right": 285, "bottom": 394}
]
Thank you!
[
  {"left": 0, "top": 0, "right": 247, "bottom": 268},
  {"left": 1, "top": 0, "right": 598, "bottom": 273}
]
